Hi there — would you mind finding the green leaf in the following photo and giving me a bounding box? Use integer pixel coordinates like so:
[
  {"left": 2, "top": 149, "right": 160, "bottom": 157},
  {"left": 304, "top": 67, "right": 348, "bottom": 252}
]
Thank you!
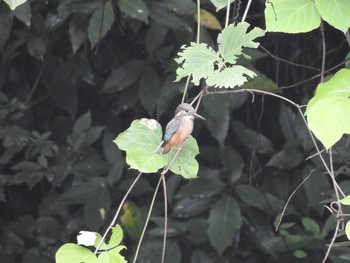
[
  {"left": 27, "top": 37, "right": 46, "bottom": 61},
  {"left": 315, "top": 0, "right": 350, "bottom": 33},
  {"left": 120, "top": 201, "right": 143, "bottom": 240},
  {"left": 340, "top": 195, "right": 350, "bottom": 205},
  {"left": 206, "top": 66, "right": 256, "bottom": 88},
  {"left": 266, "top": 148, "right": 304, "bottom": 169},
  {"left": 346, "top": 221, "right": 350, "bottom": 240},
  {"left": 139, "top": 66, "right": 161, "bottom": 115},
  {"left": 97, "top": 246, "right": 127, "bottom": 263},
  {"left": 210, "top": 0, "right": 235, "bottom": 12},
  {"left": 175, "top": 42, "right": 219, "bottom": 85},
  {"left": 55, "top": 244, "right": 98, "bottom": 263},
  {"left": 114, "top": 119, "right": 167, "bottom": 173},
  {"left": 13, "top": 1, "right": 31, "bottom": 26},
  {"left": 208, "top": 195, "right": 241, "bottom": 253},
  {"left": 69, "top": 14, "right": 88, "bottom": 54},
  {"left": 217, "top": 22, "right": 265, "bottom": 64},
  {"left": 302, "top": 217, "right": 320, "bottom": 235},
  {"left": 232, "top": 121, "right": 274, "bottom": 154},
  {"left": 102, "top": 60, "right": 145, "bottom": 93},
  {"left": 87, "top": 1, "right": 115, "bottom": 49},
  {"left": 72, "top": 111, "right": 92, "bottom": 139},
  {"left": 265, "top": 0, "right": 321, "bottom": 33},
  {"left": 305, "top": 69, "right": 350, "bottom": 149},
  {"left": 118, "top": 0, "right": 149, "bottom": 24},
  {"left": 107, "top": 225, "right": 124, "bottom": 248},
  {"left": 294, "top": 250, "right": 307, "bottom": 259},
  {"left": 166, "top": 136, "right": 200, "bottom": 179},
  {"left": 4, "top": 0, "right": 27, "bottom": 10}
]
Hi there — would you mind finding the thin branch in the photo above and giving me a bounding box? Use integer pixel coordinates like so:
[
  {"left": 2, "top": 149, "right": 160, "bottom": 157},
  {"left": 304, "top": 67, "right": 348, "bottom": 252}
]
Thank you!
[
  {"left": 322, "top": 220, "right": 341, "bottom": 263},
  {"left": 94, "top": 172, "right": 143, "bottom": 254},
  {"left": 225, "top": 0, "right": 231, "bottom": 28},
  {"left": 132, "top": 175, "right": 163, "bottom": 263},
  {"left": 260, "top": 45, "right": 321, "bottom": 72},
  {"left": 241, "top": 0, "right": 253, "bottom": 23},
  {"left": 320, "top": 20, "right": 326, "bottom": 82},
  {"left": 161, "top": 174, "right": 168, "bottom": 263}
]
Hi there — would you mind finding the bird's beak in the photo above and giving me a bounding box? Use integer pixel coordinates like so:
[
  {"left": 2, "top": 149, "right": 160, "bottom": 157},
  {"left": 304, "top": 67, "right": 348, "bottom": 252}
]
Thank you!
[{"left": 192, "top": 112, "right": 206, "bottom": 121}]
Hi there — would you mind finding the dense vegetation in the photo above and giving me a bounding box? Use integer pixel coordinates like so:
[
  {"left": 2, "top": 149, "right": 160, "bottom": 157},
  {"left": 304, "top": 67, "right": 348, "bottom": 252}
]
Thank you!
[{"left": 1, "top": 0, "right": 350, "bottom": 262}]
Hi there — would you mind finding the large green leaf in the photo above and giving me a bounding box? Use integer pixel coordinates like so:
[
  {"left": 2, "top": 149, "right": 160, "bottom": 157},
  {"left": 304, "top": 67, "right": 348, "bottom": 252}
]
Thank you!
[
  {"left": 306, "top": 69, "right": 350, "bottom": 149},
  {"left": 265, "top": 0, "right": 321, "bottom": 33},
  {"left": 208, "top": 195, "right": 241, "bottom": 253},
  {"left": 114, "top": 119, "right": 167, "bottom": 173},
  {"left": 87, "top": 1, "right": 115, "bottom": 49},
  {"left": 175, "top": 42, "right": 219, "bottom": 85},
  {"left": 315, "top": 0, "right": 350, "bottom": 33},
  {"left": 206, "top": 66, "right": 256, "bottom": 88},
  {"left": 217, "top": 22, "right": 265, "bottom": 64},
  {"left": 118, "top": 0, "right": 149, "bottom": 24},
  {"left": 55, "top": 244, "right": 98, "bottom": 263}
]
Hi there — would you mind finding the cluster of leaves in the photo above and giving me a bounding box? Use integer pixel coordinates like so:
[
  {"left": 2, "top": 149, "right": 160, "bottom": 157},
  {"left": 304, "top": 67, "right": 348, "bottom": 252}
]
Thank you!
[{"left": 1, "top": 0, "right": 350, "bottom": 262}]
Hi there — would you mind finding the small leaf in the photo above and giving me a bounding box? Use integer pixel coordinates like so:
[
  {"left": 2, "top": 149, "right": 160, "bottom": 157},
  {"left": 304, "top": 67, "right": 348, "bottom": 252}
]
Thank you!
[
  {"left": 27, "top": 37, "right": 46, "bottom": 61},
  {"left": 114, "top": 119, "right": 167, "bottom": 173},
  {"left": 72, "top": 111, "right": 92, "bottom": 139},
  {"left": 218, "top": 22, "right": 265, "bottom": 64},
  {"left": 175, "top": 42, "right": 219, "bottom": 85},
  {"left": 13, "top": 1, "right": 31, "bottom": 26},
  {"left": 315, "top": 0, "right": 350, "bottom": 33},
  {"left": 69, "top": 14, "right": 88, "bottom": 54},
  {"left": 102, "top": 60, "right": 145, "bottom": 93},
  {"left": 118, "top": 0, "right": 149, "bottom": 24},
  {"left": 206, "top": 66, "right": 256, "bottom": 88},
  {"left": 208, "top": 195, "right": 241, "bottom": 253},
  {"left": 120, "top": 201, "right": 143, "bottom": 240},
  {"left": 266, "top": 148, "right": 304, "bottom": 169},
  {"left": 210, "top": 0, "right": 235, "bottom": 11},
  {"left": 87, "top": 1, "right": 115, "bottom": 49},
  {"left": 106, "top": 225, "right": 123, "bottom": 249},
  {"left": 340, "top": 195, "right": 350, "bottom": 205},
  {"left": 4, "top": 0, "right": 27, "bottom": 10},
  {"left": 294, "top": 250, "right": 307, "bottom": 259},
  {"left": 265, "top": 0, "right": 321, "bottom": 33},
  {"left": 346, "top": 221, "right": 350, "bottom": 240},
  {"left": 302, "top": 217, "right": 320, "bottom": 235},
  {"left": 233, "top": 121, "right": 274, "bottom": 154},
  {"left": 194, "top": 9, "right": 222, "bottom": 30},
  {"left": 55, "top": 244, "right": 98, "bottom": 263}
]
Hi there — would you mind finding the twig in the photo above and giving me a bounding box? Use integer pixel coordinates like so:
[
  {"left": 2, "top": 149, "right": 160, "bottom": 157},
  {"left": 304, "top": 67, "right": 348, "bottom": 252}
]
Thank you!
[
  {"left": 322, "top": 220, "right": 341, "bottom": 263},
  {"left": 225, "top": 0, "right": 231, "bottom": 28},
  {"left": 196, "top": 0, "right": 201, "bottom": 43},
  {"left": 241, "top": 0, "right": 253, "bottom": 23},
  {"left": 132, "top": 175, "right": 163, "bottom": 263},
  {"left": 320, "top": 20, "right": 326, "bottom": 82},
  {"left": 161, "top": 174, "right": 167, "bottom": 263},
  {"left": 94, "top": 172, "right": 143, "bottom": 254}
]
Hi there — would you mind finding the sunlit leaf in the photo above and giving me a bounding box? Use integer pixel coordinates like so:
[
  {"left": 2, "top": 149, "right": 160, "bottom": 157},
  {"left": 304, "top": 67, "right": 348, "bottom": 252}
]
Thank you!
[
  {"left": 210, "top": 0, "right": 235, "bottom": 11},
  {"left": 218, "top": 22, "right": 265, "bottom": 64},
  {"left": 114, "top": 119, "right": 167, "bottom": 173},
  {"left": 175, "top": 42, "right": 219, "bottom": 85},
  {"left": 315, "top": 0, "right": 350, "bottom": 33},
  {"left": 4, "top": 0, "right": 27, "bottom": 10},
  {"left": 265, "top": 0, "right": 321, "bottom": 33},
  {"left": 306, "top": 69, "right": 350, "bottom": 149},
  {"left": 194, "top": 9, "right": 222, "bottom": 30},
  {"left": 55, "top": 244, "right": 98, "bottom": 263},
  {"left": 346, "top": 221, "right": 350, "bottom": 240},
  {"left": 77, "top": 231, "right": 97, "bottom": 247},
  {"left": 206, "top": 66, "right": 256, "bottom": 88},
  {"left": 340, "top": 195, "right": 350, "bottom": 205}
]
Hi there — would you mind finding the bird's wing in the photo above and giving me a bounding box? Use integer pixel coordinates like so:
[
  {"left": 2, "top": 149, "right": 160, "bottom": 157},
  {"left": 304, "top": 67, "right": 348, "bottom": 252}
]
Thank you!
[{"left": 163, "top": 117, "right": 180, "bottom": 143}]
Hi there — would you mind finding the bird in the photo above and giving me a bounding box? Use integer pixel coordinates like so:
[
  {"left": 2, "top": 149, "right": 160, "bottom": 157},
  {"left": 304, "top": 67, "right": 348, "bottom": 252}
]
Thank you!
[{"left": 162, "top": 103, "right": 205, "bottom": 154}]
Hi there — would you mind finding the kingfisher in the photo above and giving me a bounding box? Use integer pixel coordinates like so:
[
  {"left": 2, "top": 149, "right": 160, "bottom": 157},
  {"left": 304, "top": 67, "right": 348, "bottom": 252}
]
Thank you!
[{"left": 162, "top": 103, "right": 205, "bottom": 154}]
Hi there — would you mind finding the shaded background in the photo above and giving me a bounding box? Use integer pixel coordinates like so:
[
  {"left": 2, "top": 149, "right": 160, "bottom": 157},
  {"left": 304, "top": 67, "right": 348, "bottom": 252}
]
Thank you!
[{"left": 1, "top": 0, "right": 350, "bottom": 262}]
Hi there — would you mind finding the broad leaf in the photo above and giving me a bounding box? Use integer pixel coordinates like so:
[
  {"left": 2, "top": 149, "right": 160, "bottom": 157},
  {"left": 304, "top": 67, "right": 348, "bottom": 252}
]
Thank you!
[
  {"left": 217, "top": 22, "right": 265, "bottom": 64},
  {"left": 55, "top": 244, "right": 98, "bottom": 263},
  {"left": 114, "top": 119, "right": 167, "bottom": 173},
  {"left": 208, "top": 195, "right": 241, "bottom": 253},
  {"left": 87, "top": 1, "right": 115, "bottom": 49},
  {"left": 13, "top": 1, "right": 31, "bottom": 26},
  {"left": 118, "top": 0, "right": 149, "bottom": 24},
  {"left": 139, "top": 66, "right": 161, "bottom": 115},
  {"left": 265, "top": 0, "right": 321, "bottom": 33},
  {"left": 266, "top": 148, "right": 304, "bottom": 169},
  {"left": 206, "top": 66, "right": 256, "bottom": 88},
  {"left": 69, "top": 14, "right": 88, "bottom": 54},
  {"left": 306, "top": 69, "right": 350, "bottom": 149},
  {"left": 120, "top": 202, "right": 143, "bottom": 240},
  {"left": 315, "top": 0, "right": 350, "bottom": 33},
  {"left": 175, "top": 42, "right": 219, "bottom": 85},
  {"left": 102, "top": 60, "right": 145, "bottom": 93},
  {"left": 166, "top": 136, "right": 200, "bottom": 179},
  {"left": 4, "top": 0, "right": 27, "bottom": 10}
]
